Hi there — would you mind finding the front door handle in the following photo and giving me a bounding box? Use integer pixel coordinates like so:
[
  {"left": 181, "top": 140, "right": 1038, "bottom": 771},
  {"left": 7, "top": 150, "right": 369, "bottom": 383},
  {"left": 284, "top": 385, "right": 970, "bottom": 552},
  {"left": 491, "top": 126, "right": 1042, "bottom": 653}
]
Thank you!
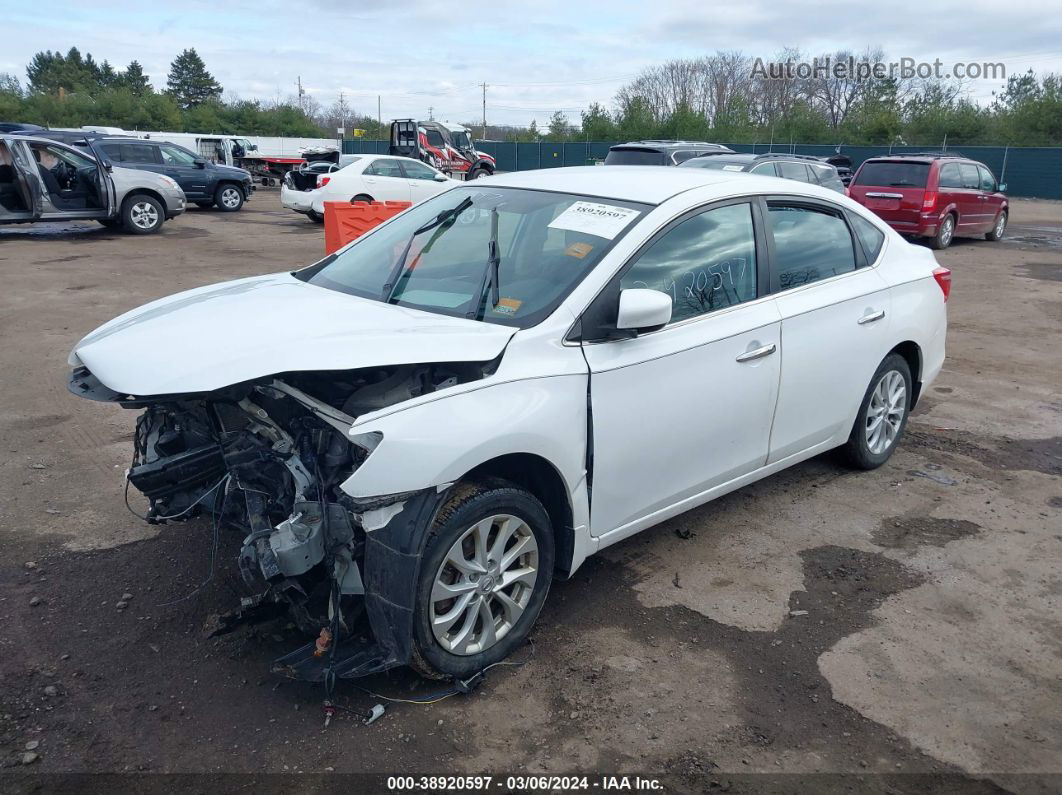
[
  {"left": 858, "top": 309, "right": 886, "bottom": 325},
  {"left": 736, "top": 342, "right": 777, "bottom": 363}
]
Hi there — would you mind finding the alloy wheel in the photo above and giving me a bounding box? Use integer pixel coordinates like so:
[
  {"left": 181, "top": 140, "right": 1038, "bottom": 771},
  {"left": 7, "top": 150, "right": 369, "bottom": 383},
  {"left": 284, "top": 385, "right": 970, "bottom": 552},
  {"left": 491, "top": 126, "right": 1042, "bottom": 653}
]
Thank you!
[
  {"left": 940, "top": 216, "right": 954, "bottom": 246},
  {"left": 429, "top": 514, "right": 538, "bottom": 656},
  {"left": 865, "top": 370, "right": 906, "bottom": 455},
  {"left": 994, "top": 214, "right": 1006, "bottom": 238},
  {"left": 221, "top": 188, "right": 241, "bottom": 209},
  {"left": 130, "top": 201, "right": 159, "bottom": 229}
]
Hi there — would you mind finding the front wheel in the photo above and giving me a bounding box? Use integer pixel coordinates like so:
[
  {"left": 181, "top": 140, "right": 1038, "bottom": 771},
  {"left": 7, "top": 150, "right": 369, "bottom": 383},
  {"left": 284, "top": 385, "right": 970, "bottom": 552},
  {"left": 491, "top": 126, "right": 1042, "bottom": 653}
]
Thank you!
[
  {"left": 306, "top": 210, "right": 324, "bottom": 224},
  {"left": 412, "top": 481, "right": 554, "bottom": 679},
  {"left": 840, "top": 353, "right": 913, "bottom": 470},
  {"left": 467, "top": 167, "right": 491, "bottom": 180},
  {"left": 214, "top": 184, "right": 244, "bottom": 212},
  {"left": 121, "top": 195, "right": 164, "bottom": 234},
  {"left": 986, "top": 211, "right": 1007, "bottom": 241}
]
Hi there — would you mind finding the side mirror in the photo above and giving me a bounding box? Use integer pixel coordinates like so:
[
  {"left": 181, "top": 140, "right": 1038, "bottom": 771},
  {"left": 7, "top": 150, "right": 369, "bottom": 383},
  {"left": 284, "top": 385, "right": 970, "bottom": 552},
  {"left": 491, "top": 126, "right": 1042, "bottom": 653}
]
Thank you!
[
  {"left": 433, "top": 173, "right": 449, "bottom": 182},
  {"left": 193, "top": 158, "right": 207, "bottom": 169},
  {"left": 998, "top": 182, "right": 1007, "bottom": 193},
  {"left": 616, "top": 288, "right": 672, "bottom": 333}
]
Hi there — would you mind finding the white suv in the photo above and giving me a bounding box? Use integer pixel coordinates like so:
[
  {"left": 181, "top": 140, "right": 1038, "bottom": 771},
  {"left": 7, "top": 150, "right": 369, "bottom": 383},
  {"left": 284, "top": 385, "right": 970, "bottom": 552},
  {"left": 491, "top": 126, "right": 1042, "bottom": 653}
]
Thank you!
[{"left": 68, "top": 166, "right": 948, "bottom": 681}]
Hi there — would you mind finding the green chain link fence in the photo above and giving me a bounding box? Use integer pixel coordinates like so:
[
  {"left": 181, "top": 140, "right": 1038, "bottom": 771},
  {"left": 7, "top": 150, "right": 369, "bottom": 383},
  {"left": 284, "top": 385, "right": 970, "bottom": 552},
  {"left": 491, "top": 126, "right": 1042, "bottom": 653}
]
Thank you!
[{"left": 342, "top": 139, "right": 1062, "bottom": 200}]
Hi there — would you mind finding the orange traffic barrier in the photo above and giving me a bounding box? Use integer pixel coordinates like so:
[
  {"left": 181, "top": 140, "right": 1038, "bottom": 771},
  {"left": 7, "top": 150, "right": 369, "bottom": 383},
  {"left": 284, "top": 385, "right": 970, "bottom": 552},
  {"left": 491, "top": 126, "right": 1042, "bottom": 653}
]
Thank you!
[{"left": 323, "top": 200, "right": 412, "bottom": 254}]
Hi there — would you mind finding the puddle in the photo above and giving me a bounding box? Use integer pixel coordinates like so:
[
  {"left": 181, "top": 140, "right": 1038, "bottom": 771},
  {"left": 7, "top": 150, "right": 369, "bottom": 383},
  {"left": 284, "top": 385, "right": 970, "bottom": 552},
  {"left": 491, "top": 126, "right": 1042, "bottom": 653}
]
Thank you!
[
  {"left": 873, "top": 517, "right": 981, "bottom": 549},
  {"left": 1017, "top": 261, "right": 1062, "bottom": 282}
]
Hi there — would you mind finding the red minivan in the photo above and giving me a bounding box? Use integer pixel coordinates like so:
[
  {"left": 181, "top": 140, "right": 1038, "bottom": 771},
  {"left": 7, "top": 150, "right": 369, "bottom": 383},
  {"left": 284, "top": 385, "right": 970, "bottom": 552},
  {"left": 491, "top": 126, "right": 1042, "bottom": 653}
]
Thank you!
[{"left": 848, "top": 154, "right": 1008, "bottom": 249}]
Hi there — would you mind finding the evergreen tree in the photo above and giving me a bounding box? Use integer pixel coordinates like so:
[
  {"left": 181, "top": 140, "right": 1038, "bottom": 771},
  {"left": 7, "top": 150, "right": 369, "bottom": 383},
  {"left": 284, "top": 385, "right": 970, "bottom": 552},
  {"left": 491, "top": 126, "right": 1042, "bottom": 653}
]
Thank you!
[
  {"left": 166, "top": 48, "right": 222, "bottom": 109},
  {"left": 119, "top": 60, "right": 152, "bottom": 96}
]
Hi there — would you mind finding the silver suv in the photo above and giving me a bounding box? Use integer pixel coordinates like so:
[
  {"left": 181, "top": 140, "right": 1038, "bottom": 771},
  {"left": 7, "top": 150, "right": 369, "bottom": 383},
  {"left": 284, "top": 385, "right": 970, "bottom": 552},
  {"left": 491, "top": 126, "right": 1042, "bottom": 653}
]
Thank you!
[{"left": 0, "top": 134, "right": 186, "bottom": 234}]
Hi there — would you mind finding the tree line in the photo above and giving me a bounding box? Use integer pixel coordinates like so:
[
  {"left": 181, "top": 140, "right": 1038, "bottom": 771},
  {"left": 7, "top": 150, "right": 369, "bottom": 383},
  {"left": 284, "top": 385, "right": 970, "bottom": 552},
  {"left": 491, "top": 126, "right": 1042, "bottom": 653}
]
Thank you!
[{"left": 2, "top": 46, "right": 1060, "bottom": 146}]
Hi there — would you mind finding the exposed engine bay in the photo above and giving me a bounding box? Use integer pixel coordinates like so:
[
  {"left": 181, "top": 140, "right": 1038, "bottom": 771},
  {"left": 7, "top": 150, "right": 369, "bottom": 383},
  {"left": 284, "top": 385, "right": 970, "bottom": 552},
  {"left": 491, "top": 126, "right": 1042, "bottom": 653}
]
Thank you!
[{"left": 71, "top": 360, "right": 496, "bottom": 676}]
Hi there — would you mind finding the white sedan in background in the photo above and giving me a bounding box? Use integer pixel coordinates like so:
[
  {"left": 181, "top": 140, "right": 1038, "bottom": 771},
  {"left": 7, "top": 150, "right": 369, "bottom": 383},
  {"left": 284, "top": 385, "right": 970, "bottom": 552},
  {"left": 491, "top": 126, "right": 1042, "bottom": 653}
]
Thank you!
[{"left": 281, "top": 154, "right": 456, "bottom": 223}]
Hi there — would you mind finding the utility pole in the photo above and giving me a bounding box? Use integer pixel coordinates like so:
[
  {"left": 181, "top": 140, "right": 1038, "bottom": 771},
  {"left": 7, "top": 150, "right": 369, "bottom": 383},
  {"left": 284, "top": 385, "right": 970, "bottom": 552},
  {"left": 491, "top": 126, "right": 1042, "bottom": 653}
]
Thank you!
[
  {"left": 296, "top": 75, "right": 305, "bottom": 111},
  {"left": 428, "top": 106, "right": 434, "bottom": 121},
  {"left": 481, "top": 82, "right": 488, "bottom": 140}
]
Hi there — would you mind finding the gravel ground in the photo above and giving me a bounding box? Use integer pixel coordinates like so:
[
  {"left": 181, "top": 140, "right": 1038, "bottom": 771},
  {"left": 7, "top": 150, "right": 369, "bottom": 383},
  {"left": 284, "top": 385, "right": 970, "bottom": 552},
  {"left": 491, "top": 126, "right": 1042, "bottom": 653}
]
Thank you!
[{"left": 0, "top": 192, "right": 1059, "bottom": 791}]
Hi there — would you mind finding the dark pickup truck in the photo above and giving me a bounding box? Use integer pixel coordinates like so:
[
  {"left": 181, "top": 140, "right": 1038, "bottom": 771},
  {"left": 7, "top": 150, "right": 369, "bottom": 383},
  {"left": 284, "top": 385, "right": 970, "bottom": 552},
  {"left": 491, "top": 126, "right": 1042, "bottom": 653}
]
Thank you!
[{"left": 38, "top": 131, "right": 254, "bottom": 212}]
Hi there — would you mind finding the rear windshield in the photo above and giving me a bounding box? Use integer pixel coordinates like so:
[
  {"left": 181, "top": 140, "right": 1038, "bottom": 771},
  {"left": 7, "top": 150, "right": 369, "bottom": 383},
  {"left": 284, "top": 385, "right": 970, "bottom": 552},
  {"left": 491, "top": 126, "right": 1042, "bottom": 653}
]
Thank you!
[
  {"left": 605, "top": 148, "right": 668, "bottom": 166},
  {"left": 854, "top": 161, "right": 930, "bottom": 188},
  {"left": 680, "top": 158, "right": 746, "bottom": 171}
]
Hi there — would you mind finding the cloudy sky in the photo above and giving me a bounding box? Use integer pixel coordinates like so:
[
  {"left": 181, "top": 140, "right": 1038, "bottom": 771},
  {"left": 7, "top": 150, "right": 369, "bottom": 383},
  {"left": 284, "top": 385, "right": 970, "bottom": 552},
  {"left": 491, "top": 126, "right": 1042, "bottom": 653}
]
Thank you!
[{"left": 5, "top": 0, "right": 1062, "bottom": 127}]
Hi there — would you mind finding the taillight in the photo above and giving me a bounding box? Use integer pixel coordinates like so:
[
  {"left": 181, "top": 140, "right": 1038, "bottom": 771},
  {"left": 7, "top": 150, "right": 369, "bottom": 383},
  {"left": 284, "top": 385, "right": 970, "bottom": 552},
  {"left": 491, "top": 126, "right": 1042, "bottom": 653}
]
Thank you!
[
  {"left": 318, "top": 176, "right": 330, "bottom": 188},
  {"left": 933, "top": 267, "right": 951, "bottom": 302},
  {"left": 922, "top": 191, "right": 937, "bottom": 211}
]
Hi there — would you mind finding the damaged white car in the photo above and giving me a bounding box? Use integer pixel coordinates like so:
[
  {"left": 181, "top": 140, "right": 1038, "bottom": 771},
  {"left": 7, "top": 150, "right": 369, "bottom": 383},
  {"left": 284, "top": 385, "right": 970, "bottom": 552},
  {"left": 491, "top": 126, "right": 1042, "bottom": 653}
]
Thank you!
[{"left": 68, "top": 166, "right": 948, "bottom": 681}]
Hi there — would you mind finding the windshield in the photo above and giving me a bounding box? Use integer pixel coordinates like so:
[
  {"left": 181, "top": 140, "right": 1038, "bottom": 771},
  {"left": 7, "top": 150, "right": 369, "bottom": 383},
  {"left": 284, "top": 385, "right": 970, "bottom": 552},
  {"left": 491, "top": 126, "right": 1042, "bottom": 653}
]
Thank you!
[
  {"left": 604, "top": 148, "right": 668, "bottom": 166},
  {"left": 854, "top": 161, "right": 930, "bottom": 188},
  {"left": 296, "top": 186, "right": 649, "bottom": 328}
]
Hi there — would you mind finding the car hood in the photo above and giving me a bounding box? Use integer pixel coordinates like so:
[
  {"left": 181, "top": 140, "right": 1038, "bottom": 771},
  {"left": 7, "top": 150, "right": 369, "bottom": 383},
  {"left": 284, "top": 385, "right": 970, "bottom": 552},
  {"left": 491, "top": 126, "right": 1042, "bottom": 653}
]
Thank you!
[{"left": 70, "top": 273, "right": 516, "bottom": 396}]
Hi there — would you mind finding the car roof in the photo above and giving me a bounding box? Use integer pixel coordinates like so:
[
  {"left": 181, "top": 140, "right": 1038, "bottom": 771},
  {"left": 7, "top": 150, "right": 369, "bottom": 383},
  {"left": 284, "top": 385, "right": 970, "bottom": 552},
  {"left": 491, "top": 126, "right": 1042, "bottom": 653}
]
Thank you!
[
  {"left": 862, "top": 153, "right": 971, "bottom": 165},
  {"left": 481, "top": 165, "right": 754, "bottom": 204},
  {"left": 610, "top": 141, "right": 731, "bottom": 152}
]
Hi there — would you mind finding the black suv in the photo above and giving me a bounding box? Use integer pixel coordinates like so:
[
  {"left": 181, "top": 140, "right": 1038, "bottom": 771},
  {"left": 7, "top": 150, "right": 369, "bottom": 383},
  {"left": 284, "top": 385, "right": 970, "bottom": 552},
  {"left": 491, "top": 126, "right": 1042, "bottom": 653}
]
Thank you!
[
  {"left": 679, "top": 152, "right": 846, "bottom": 193},
  {"left": 38, "top": 131, "right": 254, "bottom": 212},
  {"left": 604, "top": 140, "right": 735, "bottom": 166}
]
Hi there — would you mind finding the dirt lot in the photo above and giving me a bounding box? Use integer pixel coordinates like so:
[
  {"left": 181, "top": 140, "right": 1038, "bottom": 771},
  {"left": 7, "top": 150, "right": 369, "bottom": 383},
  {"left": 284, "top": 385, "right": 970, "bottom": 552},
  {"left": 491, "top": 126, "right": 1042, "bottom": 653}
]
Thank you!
[{"left": 1, "top": 193, "right": 1059, "bottom": 790}]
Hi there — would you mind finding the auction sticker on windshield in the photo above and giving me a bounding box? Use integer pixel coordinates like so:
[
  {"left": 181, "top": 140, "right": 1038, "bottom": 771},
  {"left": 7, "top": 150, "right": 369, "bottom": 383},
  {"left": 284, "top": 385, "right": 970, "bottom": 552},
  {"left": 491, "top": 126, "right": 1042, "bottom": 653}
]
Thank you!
[{"left": 548, "top": 201, "right": 640, "bottom": 239}]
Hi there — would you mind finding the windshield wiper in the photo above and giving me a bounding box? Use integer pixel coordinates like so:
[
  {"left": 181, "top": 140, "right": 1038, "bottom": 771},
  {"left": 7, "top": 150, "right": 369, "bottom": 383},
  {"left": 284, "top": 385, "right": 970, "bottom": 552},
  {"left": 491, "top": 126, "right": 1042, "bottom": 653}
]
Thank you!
[
  {"left": 380, "top": 196, "right": 473, "bottom": 302},
  {"left": 470, "top": 206, "right": 501, "bottom": 321}
]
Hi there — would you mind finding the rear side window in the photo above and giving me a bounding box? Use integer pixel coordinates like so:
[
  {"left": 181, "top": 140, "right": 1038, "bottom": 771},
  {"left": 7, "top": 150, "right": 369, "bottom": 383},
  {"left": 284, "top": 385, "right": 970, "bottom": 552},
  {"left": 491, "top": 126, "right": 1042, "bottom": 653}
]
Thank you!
[
  {"left": 938, "top": 162, "right": 962, "bottom": 188},
  {"left": 121, "top": 143, "right": 162, "bottom": 164},
  {"left": 960, "top": 163, "right": 980, "bottom": 189},
  {"left": 621, "top": 202, "right": 758, "bottom": 323},
  {"left": 854, "top": 161, "right": 930, "bottom": 188},
  {"left": 749, "top": 162, "right": 777, "bottom": 176},
  {"left": 365, "top": 159, "right": 404, "bottom": 177},
  {"left": 671, "top": 150, "right": 698, "bottom": 163},
  {"left": 768, "top": 204, "right": 856, "bottom": 289},
  {"left": 777, "top": 161, "right": 811, "bottom": 182},
  {"left": 809, "top": 164, "right": 834, "bottom": 184},
  {"left": 850, "top": 214, "right": 886, "bottom": 262},
  {"left": 98, "top": 142, "right": 123, "bottom": 162},
  {"left": 604, "top": 148, "right": 667, "bottom": 166}
]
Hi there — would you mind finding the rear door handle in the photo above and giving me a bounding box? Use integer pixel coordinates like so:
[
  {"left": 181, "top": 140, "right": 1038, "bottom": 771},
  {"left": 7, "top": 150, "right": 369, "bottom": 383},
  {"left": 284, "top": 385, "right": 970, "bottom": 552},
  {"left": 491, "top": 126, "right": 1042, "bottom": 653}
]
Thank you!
[
  {"left": 736, "top": 342, "right": 777, "bottom": 363},
  {"left": 858, "top": 309, "right": 886, "bottom": 325}
]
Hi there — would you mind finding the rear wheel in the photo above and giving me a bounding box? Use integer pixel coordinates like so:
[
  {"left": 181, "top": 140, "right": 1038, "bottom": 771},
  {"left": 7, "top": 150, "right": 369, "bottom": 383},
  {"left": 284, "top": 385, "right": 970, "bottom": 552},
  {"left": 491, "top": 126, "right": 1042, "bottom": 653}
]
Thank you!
[
  {"left": 412, "top": 481, "right": 554, "bottom": 679},
  {"left": 840, "top": 353, "right": 913, "bottom": 469},
  {"left": 351, "top": 193, "right": 373, "bottom": 204},
  {"left": 214, "top": 184, "right": 244, "bottom": 212},
  {"left": 120, "top": 195, "right": 164, "bottom": 234},
  {"left": 986, "top": 211, "right": 1007, "bottom": 241},
  {"left": 929, "top": 214, "right": 955, "bottom": 250}
]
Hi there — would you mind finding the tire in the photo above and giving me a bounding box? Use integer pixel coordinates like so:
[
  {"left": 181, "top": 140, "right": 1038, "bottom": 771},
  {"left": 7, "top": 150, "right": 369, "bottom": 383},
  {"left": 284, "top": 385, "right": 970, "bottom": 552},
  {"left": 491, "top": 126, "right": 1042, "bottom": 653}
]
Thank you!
[
  {"left": 929, "top": 213, "right": 955, "bottom": 250},
  {"left": 120, "top": 195, "right": 164, "bottom": 235},
  {"left": 411, "top": 480, "right": 554, "bottom": 679},
  {"left": 97, "top": 218, "right": 121, "bottom": 228},
  {"left": 195, "top": 200, "right": 214, "bottom": 209},
  {"left": 840, "top": 353, "right": 913, "bottom": 470},
  {"left": 351, "top": 193, "right": 373, "bottom": 204},
  {"left": 985, "top": 210, "right": 1007, "bottom": 241},
  {"left": 306, "top": 210, "right": 324, "bottom": 224},
  {"left": 214, "top": 183, "right": 244, "bottom": 212},
  {"left": 467, "top": 167, "right": 491, "bottom": 180}
]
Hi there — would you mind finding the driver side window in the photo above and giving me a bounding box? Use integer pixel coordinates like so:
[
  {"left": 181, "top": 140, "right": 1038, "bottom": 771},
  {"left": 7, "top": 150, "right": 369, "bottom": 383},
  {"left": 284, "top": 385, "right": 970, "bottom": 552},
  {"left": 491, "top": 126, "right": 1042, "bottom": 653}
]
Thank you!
[{"left": 620, "top": 202, "right": 758, "bottom": 324}]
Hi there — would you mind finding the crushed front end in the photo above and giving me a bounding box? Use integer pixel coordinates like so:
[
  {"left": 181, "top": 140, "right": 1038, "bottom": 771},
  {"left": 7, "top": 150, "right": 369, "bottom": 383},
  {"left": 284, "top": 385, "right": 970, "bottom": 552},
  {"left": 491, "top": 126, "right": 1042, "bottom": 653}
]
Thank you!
[{"left": 69, "top": 361, "right": 490, "bottom": 680}]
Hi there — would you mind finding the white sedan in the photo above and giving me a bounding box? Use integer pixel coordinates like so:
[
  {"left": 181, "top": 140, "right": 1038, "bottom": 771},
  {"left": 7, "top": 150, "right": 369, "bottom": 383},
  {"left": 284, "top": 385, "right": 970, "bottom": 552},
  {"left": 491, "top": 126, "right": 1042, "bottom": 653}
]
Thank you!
[
  {"left": 68, "top": 167, "right": 948, "bottom": 681},
  {"left": 281, "top": 154, "right": 456, "bottom": 222}
]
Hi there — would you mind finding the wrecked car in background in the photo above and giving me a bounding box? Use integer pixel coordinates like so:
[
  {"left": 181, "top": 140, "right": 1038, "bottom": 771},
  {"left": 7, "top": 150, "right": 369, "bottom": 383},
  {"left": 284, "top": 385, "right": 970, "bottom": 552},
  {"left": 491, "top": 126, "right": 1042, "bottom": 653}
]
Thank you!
[{"left": 67, "top": 166, "right": 947, "bottom": 682}]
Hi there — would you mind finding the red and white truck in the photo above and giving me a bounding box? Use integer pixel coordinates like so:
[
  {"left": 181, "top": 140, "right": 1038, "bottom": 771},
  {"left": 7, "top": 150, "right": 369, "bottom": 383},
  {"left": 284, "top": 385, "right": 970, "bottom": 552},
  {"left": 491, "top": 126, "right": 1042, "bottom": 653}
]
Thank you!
[{"left": 389, "top": 119, "right": 495, "bottom": 179}]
